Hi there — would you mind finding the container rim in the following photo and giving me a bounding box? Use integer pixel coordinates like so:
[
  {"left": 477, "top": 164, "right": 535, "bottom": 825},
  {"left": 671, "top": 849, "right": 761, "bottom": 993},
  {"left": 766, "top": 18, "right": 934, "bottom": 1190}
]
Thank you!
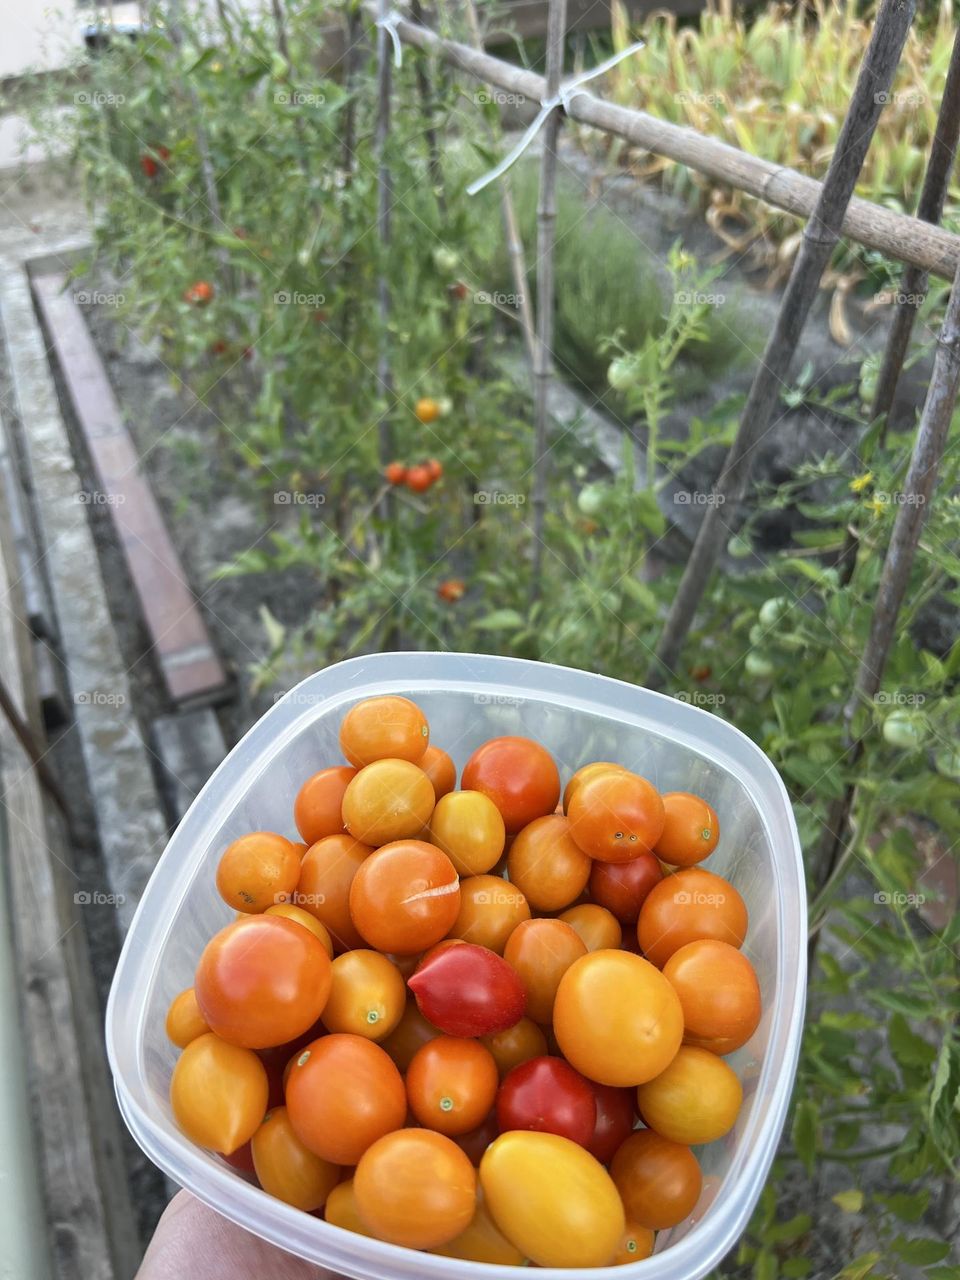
[{"left": 106, "top": 652, "right": 807, "bottom": 1280}]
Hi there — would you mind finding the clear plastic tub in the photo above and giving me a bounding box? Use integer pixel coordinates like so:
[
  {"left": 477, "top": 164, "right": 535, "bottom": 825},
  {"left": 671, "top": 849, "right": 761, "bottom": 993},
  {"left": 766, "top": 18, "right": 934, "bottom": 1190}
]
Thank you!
[{"left": 106, "top": 652, "right": 806, "bottom": 1280}]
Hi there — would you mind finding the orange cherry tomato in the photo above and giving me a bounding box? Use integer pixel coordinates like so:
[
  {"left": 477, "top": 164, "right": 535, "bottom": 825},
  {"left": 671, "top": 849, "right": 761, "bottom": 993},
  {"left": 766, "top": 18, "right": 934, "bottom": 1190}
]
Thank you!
[
  {"left": 293, "top": 766, "right": 356, "bottom": 844},
  {"left": 637, "top": 868, "right": 748, "bottom": 968},
  {"left": 610, "top": 1128, "right": 702, "bottom": 1229},
  {"left": 406, "top": 465, "right": 434, "bottom": 493},
  {"left": 432, "top": 1193, "right": 526, "bottom": 1264},
  {"left": 507, "top": 815, "right": 591, "bottom": 912},
  {"left": 562, "top": 761, "right": 626, "bottom": 813},
  {"left": 380, "top": 998, "right": 441, "bottom": 1071},
  {"left": 559, "top": 903, "right": 623, "bottom": 952},
  {"left": 385, "top": 461, "right": 407, "bottom": 486},
  {"left": 165, "top": 988, "right": 209, "bottom": 1048},
  {"left": 341, "top": 759, "right": 436, "bottom": 845},
  {"left": 553, "top": 950, "right": 683, "bottom": 1087},
  {"left": 589, "top": 852, "right": 663, "bottom": 924},
  {"left": 663, "top": 939, "right": 761, "bottom": 1054},
  {"left": 195, "top": 915, "right": 332, "bottom": 1049},
  {"left": 170, "top": 1033, "right": 268, "bottom": 1154},
  {"left": 251, "top": 1106, "right": 340, "bottom": 1211},
  {"left": 420, "top": 745, "right": 457, "bottom": 799},
  {"left": 264, "top": 903, "right": 334, "bottom": 956},
  {"left": 324, "top": 1179, "right": 375, "bottom": 1236},
  {"left": 567, "top": 772, "right": 665, "bottom": 863},
  {"left": 429, "top": 790, "right": 505, "bottom": 876},
  {"left": 481, "top": 1017, "right": 548, "bottom": 1078},
  {"left": 503, "top": 918, "right": 587, "bottom": 1025},
  {"left": 415, "top": 397, "right": 441, "bottom": 424},
  {"left": 635, "top": 1046, "right": 743, "bottom": 1145},
  {"left": 286, "top": 1034, "right": 407, "bottom": 1164},
  {"left": 448, "top": 874, "right": 530, "bottom": 953},
  {"left": 296, "top": 833, "right": 373, "bottom": 952},
  {"left": 425, "top": 458, "right": 444, "bottom": 481},
  {"left": 215, "top": 831, "right": 301, "bottom": 913},
  {"left": 321, "top": 949, "right": 406, "bottom": 1040},
  {"left": 349, "top": 840, "right": 460, "bottom": 954},
  {"left": 339, "top": 694, "right": 429, "bottom": 767},
  {"left": 655, "top": 792, "right": 720, "bottom": 867},
  {"left": 406, "top": 1036, "right": 499, "bottom": 1135},
  {"left": 354, "top": 1129, "right": 477, "bottom": 1249},
  {"left": 611, "top": 1222, "right": 656, "bottom": 1265},
  {"left": 461, "top": 736, "right": 561, "bottom": 834}
]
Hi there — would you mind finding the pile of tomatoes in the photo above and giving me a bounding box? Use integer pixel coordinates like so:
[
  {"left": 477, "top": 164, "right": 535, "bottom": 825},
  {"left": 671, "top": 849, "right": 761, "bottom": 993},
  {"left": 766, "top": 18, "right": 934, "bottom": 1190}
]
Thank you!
[{"left": 165, "top": 694, "right": 761, "bottom": 1269}]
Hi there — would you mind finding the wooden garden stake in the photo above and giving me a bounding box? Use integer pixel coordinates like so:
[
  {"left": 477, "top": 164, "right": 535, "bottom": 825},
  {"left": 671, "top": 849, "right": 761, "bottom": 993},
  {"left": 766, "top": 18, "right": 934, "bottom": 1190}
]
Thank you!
[
  {"left": 375, "top": 0, "right": 396, "bottom": 512},
  {"left": 648, "top": 0, "right": 917, "bottom": 686},
  {"left": 530, "top": 0, "right": 568, "bottom": 602},
  {"left": 411, "top": 0, "right": 447, "bottom": 217}
]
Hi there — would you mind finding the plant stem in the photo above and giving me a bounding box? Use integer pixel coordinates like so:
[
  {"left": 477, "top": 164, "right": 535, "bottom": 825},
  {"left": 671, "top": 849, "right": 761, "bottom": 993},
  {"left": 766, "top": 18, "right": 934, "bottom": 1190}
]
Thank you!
[{"left": 375, "top": 0, "right": 395, "bottom": 522}]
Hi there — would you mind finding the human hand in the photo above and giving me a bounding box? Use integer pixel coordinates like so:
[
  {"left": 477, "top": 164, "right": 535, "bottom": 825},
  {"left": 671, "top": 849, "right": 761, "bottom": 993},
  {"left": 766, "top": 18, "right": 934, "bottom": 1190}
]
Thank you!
[{"left": 136, "top": 1189, "right": 347, "bottom": 1279}]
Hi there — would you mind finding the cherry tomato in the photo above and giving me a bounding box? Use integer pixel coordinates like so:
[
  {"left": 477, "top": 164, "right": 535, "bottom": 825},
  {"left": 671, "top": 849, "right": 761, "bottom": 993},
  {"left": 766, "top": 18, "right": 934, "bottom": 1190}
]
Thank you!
[
  {"left": 407, "top": 1036, "right": 499, "bottom": 1135},
  {"left": 296, "top": 833, "right": 373, "bottom": 952},
  {"left": 635, "top": 1045, "right": 742, "bottom": 1144},
  {"left": 380, "top": 997, "right": 441, "bottom": 1071},
  {"left": 559, "top": 903, "right": 623, "bottom": 951},
  {"left": 496, "top": 1056, "right": 597, "bottom": 1146},
  {"left": 637, "top": 868, "right": 748, "bottom": 968},
  {"left": 611, "top": 1222, "right": 655, "bottom": 1265},
  {"left": 452, "top": 1110, "right": 500, "bottom": 1165},
  {"left": 507, "top": 815, "right": 591, "bottom": 912},
  {"left": 425, "top": 458, "right": 444, "bottom": 481},
  {"left": 354, "top": 1129, "right": 477, "bottom": 1249},
  {"left": 587, "top": 1082, "right": 637, "bottom": 1164},
  {"left": 437, "top": 578, "right": 465, "bottom": 603},
  {"left": 215, "top": 831, "right": 301, "bottom": 913},
  {"left": 567, "top": 772, "right": 665, "bottom": 862},
  {"left": 349, "top": 840, "right": 460, "bottom": 954},
  {"left": 663, "top": 938, "right": 761, "bottom": 1054},
  {"left": 321, "top": 949, "right": 406, "bottom": 1040},
  {"left": 448, "top": 874, "right": 531, "bottom": 953},
  {"left": 480, "top": 1132, "right": 624, "bottom": 1268},
  {"left": 251, "top": 1107, "right": 340, "bottom": 1211},
  {"left": 503, "top": 918, "right": 587, "bottom": 1025},
  {"left": 263, "top": 903, "right": 334, "bottom": 956},
  {"left": 324, "top": 1179, "right": 375, "bottom": 1236},
  {"left": 339, "top": 694, "right": 429, "bottom": 767},
  {"left": 293, "top": 766, "right": 356, "bottom": 844},
  {"left": 408, "top": 941, "right": 526, "bottom": 1036},
  {"left": 655, "top": 791, "right": 720, "bottom": 867},
  {"left": 432, "top": 1193, "right": 526, "bottom": 1264},
  {"left": 195, "top": 915, "right": 332, "bottom": 1049},
  {"left": 286, "top": 1034, "right": 406, "bottom": 1164},
  {"left": 589, "top": 852, "right": 663, "bottom": 924},
  {"left": 406, "top": 465, "right": 434, "bottom": 492},
  {"left": 415, "top": 397, "right": 441, "bottom": 424},
  {"left": 420, "top": 744, "right": 457, "bottom": 799},
  {"left": 481, "top": 1017, "right": 548, "bottom": 1078},
  {"left": 462, "top": 736, "right": 561, "bottom": 833},
  {"left": 429, "top": 790, "right": 505, "bottom": 876},
  {"left": 170, "top": 1033, "right": 267, "bottom": 1154},
  {"left": 610, "top": 1128, "right": 702, "bottom": 1230},
  {"left": 384, "top": 461, "right": 407, "bottom": 486},
  {"left": 341, "top": 759, "right": 436, "bottom": 845},
  {"left": 562, "top": 761, "right": 626, "bottom": 813},
  {"left": 184, "top": 281, "right": 213, "bottom": 305},
  {"left": 165, "top": 988, "right": 209, "bottom": 1048},
  {"left": 553, "top": 949, "right": 683, "bottom": 1087}
]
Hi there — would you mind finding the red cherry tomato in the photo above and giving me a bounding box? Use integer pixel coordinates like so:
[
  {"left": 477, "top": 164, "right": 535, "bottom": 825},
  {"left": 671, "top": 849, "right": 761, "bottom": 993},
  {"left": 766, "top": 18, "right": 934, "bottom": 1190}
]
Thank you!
[
  {"left": 408, "top": 942, "right": 526, "bottom": 1037},
  {"left": 461, "top": 736, "right": 561, "bottom": 834},
  {"left": 496, "top": 1056, "right": 597, "bottom": 1147},
  {"left": 589, "top": 853, "right": 663, "bottom": 924},
  {"left": 586, "top": 1082, "right": 637, "bottom": 1164}
]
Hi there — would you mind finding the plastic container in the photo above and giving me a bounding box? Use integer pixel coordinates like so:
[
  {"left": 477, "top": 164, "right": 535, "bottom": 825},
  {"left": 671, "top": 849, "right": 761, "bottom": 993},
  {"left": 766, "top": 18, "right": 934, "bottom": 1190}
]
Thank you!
[{"left": 107, "top": 652, "right": 806, "bottom": 1280}]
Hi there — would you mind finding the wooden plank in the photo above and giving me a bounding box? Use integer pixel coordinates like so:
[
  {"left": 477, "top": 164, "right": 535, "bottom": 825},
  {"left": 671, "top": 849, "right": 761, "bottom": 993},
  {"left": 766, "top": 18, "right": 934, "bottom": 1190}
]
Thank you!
[
  {"left": 0, "top": 399, "right": 53, "bottom": 638},
  {"left": 152, "top": 709, "right": 227, "bottom": 825},
  {"left": 31, "top": 273, "right": 228, "bottom": 705}
]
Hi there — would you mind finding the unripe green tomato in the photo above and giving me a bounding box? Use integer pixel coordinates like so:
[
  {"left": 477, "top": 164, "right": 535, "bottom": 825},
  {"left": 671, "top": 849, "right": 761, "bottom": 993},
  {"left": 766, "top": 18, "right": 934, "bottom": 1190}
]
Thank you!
[
  {"left": 577, "top": 484, "right": 608, "bottom": 517},
  {"left": 727, "top": 535, "right": 752, "bottom": 559},
  {"left": 607, "top": 356, "right": 639, "bottom": 392},
  {"left": 745, "top": 651, "right": 775, "bottom": 678},
  {"left": 882, "top": 711, "right": 925, "bottom": 749},
  {"left": 759, "top": 597, "right": 789, "bottom": 628},
  {"left": 434, "top": 247, "right": 459, "bottom": 274}
]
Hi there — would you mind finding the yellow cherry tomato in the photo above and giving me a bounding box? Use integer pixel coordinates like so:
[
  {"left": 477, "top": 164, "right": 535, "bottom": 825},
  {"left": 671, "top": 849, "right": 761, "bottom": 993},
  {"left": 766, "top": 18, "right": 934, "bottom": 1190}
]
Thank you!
[
  {"left": 165, "top": 988, "right": 209, "bottom": 1048},
  {"left": 324, "top": 1179, "right": 375, "bottom": 1236},
  {"left": 321, "top": 949, "right": 406, "bottom": 1040},
  {"left": 264, "top": 903, "right": 335, "bottom": 956},
  {"left": 170, "top": 1033, "right": 268, "bottom": 1154},
  {"left": 635, "top": 1045, "right": 743, "bottom": 1145},
  {"left": 433, "top": 1194, "right": 526, "bottom": 1264},
  {"left": 429, "top": 790, "right": 505, "bottom": 876},
  {"left": 251, "top": 1107, "right": 340, "bottom": 1211}
]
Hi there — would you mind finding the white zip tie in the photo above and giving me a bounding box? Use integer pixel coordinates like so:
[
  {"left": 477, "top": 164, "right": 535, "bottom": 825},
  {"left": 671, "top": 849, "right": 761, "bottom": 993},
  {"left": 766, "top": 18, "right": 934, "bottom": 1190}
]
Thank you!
[
  {"left": 466, "top": 40, "right": 646, "bottom": 196},
  {"left": 376, "top": 9, "right": 406, "bottom": 69}
]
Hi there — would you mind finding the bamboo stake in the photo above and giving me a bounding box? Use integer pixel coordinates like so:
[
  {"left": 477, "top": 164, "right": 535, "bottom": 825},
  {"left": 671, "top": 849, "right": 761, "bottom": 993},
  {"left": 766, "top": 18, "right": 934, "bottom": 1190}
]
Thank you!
[
  {"left": 458, "top": 0, "right": 537, "bottom": 366},
  {"left": 530, "top": 0, "right": 567, "bottom": 603},
  {"left": 375, "top": 0, "right": 396, "bottom": 512},
  {"left": 874, "top": 25, "right": 960, "bottom": 438},
  {"left": 648, "top": 0, "right": 917, "bottom": 686},
  {"left": 411, "top": 0, "right": 447, "bottom": 218},
  {"left": 385, "top": 15, "right": 960, "bottom": 280}
]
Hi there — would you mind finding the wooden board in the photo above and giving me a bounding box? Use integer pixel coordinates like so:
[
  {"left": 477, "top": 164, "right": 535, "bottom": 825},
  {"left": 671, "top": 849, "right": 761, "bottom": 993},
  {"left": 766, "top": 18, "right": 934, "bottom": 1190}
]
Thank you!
[{"left": 31, "top": 274, "right": 228, "bottom": 705}]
